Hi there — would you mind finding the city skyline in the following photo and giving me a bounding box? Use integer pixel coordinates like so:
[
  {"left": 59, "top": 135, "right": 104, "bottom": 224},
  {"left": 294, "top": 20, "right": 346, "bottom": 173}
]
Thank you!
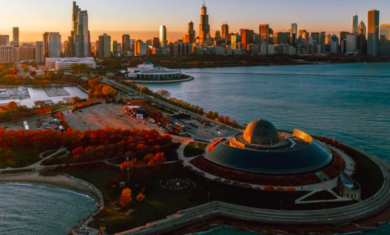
[{"left": 0, "top": 0, "right": 390, "bottom": 42}]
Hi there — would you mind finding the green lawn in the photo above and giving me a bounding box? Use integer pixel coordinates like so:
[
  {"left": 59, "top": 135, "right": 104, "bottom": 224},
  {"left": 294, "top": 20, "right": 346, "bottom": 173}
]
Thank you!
[
  {"left": 60, "top": 161, "right": 357, "bottom": 234},
  {"left": 0, "top": 148, "right": 41, "bottom": 169},
  {"left": 62, "top": 163, "right": 206, "bottom": 233},
  {"left": 183, "top": 142, "right": 207, "bottom": 157}
]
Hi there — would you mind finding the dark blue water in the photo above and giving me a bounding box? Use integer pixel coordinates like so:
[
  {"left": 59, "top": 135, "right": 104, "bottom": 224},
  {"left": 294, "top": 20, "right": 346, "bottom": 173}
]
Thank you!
[
  {"left": 0, "top": 183, "right": 96, "bottom": 235},
  {"left": 143, "top": 62, "right": 390, "bottom": 235}
]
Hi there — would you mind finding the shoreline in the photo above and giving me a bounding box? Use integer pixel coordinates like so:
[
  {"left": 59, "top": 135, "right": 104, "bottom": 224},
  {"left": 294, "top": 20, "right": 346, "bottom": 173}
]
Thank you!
[
  {"left": 176, "top": 60, "right": 390, "bottom": 70},
  {"left": 168, "top": 207, "right": 390, "bottom": 235},
  {"left": 0, "top": 172, "right": 104, "bottom": 235},
  {"left": 128, "top": 76, "right": 194, "bottom": 84}
]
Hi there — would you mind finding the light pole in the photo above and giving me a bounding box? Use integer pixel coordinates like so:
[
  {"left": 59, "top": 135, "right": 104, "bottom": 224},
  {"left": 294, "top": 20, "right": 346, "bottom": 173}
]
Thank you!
[{"left": 126, "top": 157, "right": 130, "bottom": 184}]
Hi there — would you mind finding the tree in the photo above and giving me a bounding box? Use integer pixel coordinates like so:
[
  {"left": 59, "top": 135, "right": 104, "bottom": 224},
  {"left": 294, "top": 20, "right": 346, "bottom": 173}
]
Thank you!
[
  {"left": 120, "top": 158, "right": 136, "bottom": 171},
  {"left": 102, "top": 85, "right": 118, "bottom": 96},
  {"left": 136, "top": 192, "right": 145, "bottom": 202},
  {"left": 155, "top": 90, "right": 171, "bottom": 99},
  {"left": 119, "top": 187, "right": 132, "bottom": 208}
]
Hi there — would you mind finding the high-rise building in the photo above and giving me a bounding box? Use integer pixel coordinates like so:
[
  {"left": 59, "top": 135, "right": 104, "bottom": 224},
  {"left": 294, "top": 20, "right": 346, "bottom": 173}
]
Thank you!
[
  {"left": 367, "top": 9, "right": 380, "bottom": 56},
  {"left": 13, "top": 27, "right": 19, "bottom": 47},
  {"left": 159, "top": 25, "right": 167, "bottom": 54},
  {"left": 122, "top": 34, "right": 131, "bottom": 55},
  {"left": 199, "top": 2, "right": 210, "bottom": 43},
  {"left": 330, "top": 35, "right": 339, "bottom": 54},
  {"left": 259, "top": 24, "right": 269, "bottom": 42},
  {"left": 340, "top": 31, "right": 349, "bottom": 53},
  {"left": 275, "top": 32, "right": 289, "bottom": 44},
  {"left": 241, "top": 29, "right": 254, "bottom": 49},
  {"left": 43, "top": 32, "right": 49, "bottom": 57},
  {"left": 69, "top": 2, "right": 90, "bottom": 57},
  {"left": 19, "top": 44, "right": 35, "bottom": 61},
  {"left": 291, "top": 23, "right": 298, "bottom": 46},
  {"left": 379, "top": 24, "right": 390, "bottom": 55},
  {"left": 0, "top": 46, "right": 18, "bottom": 63},
  {"left": 98, "top": 33, "right": 111, "bottom": 58},
  {"left": 358, "top": 21, "right": 367, "bottom": 36},
  {"left": 346, "top": 34, "right": 358, "bottom": 53},
  {"left": 47, "top": 33, "right": 62, "bottom": 58},
  {"left": 222, "top": 23, "right": 229, "bottom": 42},
  {"left": 311, "top": 32, "right": 320, "bottom": 44},
  {"left": 380, "top": 24, "right": 390, "bottom": 40},
  {"left": 352, "top": 15, "right": 358, "bottom": 33},
  {"left": 35, "top": 41, "right": 44, "bottom": 63},
  {"left": 0, "top": 35, "right": 9, "bottom": 46},
  {"left": 214, "top": 30, "right": 221, "bottom": 41},
  {"left": 188, "top": 21, "right": 195, "bottom": 43},
  {"left": 113, "top": 41, "right": 118, "bottom": 56},
  {"left": 183, "top": 21, "right": 196, "bottom": 43}
]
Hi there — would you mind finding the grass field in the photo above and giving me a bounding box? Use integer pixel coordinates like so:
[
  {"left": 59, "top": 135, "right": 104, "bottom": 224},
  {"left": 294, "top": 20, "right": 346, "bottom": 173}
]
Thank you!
[
  {"left": 61, "top": 161, "right": 356, "bottom": 233},
  {"left": 183, "top": 142, "right": 207, "bottom": 157}
]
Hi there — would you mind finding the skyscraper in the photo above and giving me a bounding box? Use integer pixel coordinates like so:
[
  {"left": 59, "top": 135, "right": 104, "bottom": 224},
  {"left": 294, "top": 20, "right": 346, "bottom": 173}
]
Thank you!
[
  {"left": 291, "top": 23, "right": 298, "bottom": 46},
  {"left": 113, "top": 41, "right": 118, "bottom": 56},
  {"left": 98, "top": 33, "right": 111, "bottom": 58},
  {"left": 69, "top": 2, "right": 90, "bottom": 57},
  {"left": 221, "top": 23, "right": 229, "bottom": 42},
  {"left": 367, "top": 9, "right": 380, "bottom": 56},
  {"left": 259, "top": 24, "right": 269, "bottom": 42},
  {"left": 43, "top": 32, "right": 49, "bottom": 57},
  {"left": 358, "top": 21, "right": 367, "bottom": 36},
  {"left": 159, "top": 25, "right": 167, "bottom": 54},
  {"left": 183, "top": 21, "right": 196, "bottom": 43},
  {"left": 380, "top": 24, "right": 390, "bottom": 40},
  {"left": 122, "top": 34, "right": 131, "bottom": 55},
  {"left": 199, "top": 2, "right": 210, "bottom": 43},
  {"left": 188, "top": 21, "right": 195, "bottom": 43},
  {"left": 35, "top": 41, "right": 44, "bottom": 63},
  {"left": 48, "top": 33, "right": 62, "bottom": 58},
  {"left": 352, "top": 15, "right": 358, "bottom": 34},
  {"left": 241, "top": 29, "right": 254, "bottom": 49},
  {"left": 13, "top": 27, "right": 19, "bottom": 47},
  {"left": 0, "top": 35, "right": 9, "bottom": 46}
]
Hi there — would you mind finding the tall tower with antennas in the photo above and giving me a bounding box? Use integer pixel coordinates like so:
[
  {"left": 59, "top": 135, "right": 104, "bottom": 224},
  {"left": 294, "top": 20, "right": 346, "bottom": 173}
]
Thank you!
[{"left": 199, "top": 1, "right": 210, "bottom": 43}]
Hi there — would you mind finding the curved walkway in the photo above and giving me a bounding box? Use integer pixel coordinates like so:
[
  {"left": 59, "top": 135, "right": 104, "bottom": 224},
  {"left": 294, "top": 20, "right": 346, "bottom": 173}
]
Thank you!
[{"left": 116, "top": 148, "right": 390, "bottom": 235}]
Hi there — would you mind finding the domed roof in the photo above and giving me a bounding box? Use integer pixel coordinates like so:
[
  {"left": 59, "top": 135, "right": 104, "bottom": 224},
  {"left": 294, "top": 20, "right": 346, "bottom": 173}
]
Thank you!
[{"left": 243, "top": 119, "right": 279, "bottom": 145}]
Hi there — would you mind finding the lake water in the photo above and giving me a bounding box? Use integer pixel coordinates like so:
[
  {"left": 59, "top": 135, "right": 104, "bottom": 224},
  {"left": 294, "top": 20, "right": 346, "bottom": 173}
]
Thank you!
[
  {"left": 0, "top": 86, "right": 88, "bottom": 108},
  {"left": 1, "top": 63, "right": 390, "bottom": 235},
  {"left": 0, "top": 183, "right": 96, "bottom": 235},
  {"left": 143, "top": 62, "right": 390, "bottom": 235}
]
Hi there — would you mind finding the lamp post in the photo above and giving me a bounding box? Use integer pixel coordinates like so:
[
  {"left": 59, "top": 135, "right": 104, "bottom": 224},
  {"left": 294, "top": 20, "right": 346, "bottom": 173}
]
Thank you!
[{"left": 126, "top": 157, "right": 130, "bottom": 184}]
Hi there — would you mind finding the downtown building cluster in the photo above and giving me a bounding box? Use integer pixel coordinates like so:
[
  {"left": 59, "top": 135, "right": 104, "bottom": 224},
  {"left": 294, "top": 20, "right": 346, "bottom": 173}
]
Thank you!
[
  {"left": 97, "top": 4, "right": 390, "bottom": 58},
  {"left": 1, "top": 2, "right": 390, "bottom": 65}
]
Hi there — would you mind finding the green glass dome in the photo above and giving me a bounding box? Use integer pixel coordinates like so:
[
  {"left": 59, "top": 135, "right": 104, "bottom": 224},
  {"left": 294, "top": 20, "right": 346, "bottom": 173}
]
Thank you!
[{"left": 243, "top": 119, "right": 279, "bottom": 145}]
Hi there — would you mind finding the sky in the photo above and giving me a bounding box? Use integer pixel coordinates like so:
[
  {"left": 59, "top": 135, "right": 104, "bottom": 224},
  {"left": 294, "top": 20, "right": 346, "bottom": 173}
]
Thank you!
[{"left": 0, "top": 0, "right": 389, "bottom": 43}]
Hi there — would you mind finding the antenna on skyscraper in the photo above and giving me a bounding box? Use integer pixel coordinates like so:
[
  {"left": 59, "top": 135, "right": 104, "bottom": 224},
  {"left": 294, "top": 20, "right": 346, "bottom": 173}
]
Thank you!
[{"left": 203, "top": 0, "right": 206, "bottom": 7}]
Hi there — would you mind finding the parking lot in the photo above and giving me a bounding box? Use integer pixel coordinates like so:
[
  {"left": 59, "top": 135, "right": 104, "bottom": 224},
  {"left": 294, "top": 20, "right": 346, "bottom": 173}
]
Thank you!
[{"left": 63, "top": 103, "right": 156, "bottom": 131}]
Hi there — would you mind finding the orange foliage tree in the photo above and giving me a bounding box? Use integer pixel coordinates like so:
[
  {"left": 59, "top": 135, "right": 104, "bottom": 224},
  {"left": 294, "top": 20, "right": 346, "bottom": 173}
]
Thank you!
[
  {"left": 136, "top": 192, "right": 146, "bottom": 202},
  {"left": 119, "top": 187, "right": 132, "bottom": 208}
]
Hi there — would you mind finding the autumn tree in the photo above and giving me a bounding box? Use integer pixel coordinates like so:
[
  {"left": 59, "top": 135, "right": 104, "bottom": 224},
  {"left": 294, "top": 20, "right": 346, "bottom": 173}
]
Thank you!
[
  {"left": 136, "top": 192, "right": 146, "bottom": 202},
  {"left": 154, "top": 90, "right": 171, "bottom": 99},
  {"left": 119, "top": 187, "right": 132, "bottom": 208}
]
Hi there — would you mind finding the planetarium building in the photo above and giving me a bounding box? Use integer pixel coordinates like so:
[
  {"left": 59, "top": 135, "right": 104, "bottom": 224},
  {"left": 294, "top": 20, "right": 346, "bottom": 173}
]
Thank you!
[{"left": 205, "top": 119, "right": 333, "bottom": 174}]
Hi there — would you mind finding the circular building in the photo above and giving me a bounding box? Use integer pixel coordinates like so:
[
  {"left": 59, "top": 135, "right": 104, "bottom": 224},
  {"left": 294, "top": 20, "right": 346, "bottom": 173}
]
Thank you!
[{"left": 205, "top": 119, "right": 333, "bottom": 174}]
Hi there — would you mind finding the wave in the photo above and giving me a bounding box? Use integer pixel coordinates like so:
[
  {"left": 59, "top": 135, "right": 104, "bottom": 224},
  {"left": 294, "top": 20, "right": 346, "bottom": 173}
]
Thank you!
[
  {"left": 4, "top": 182, "right": 34, "bottom": 187},
  {"left": 2, "top": 182, "right": 94, "bottom": 201}
]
